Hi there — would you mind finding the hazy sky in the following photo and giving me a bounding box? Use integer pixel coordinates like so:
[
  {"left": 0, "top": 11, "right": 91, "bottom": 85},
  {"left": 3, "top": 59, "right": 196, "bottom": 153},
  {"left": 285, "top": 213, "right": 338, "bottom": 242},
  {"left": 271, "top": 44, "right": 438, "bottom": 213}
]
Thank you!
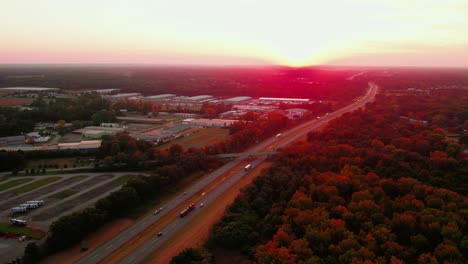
[{"left": 2, "top": 0, "right": 468, "bottom": 67}]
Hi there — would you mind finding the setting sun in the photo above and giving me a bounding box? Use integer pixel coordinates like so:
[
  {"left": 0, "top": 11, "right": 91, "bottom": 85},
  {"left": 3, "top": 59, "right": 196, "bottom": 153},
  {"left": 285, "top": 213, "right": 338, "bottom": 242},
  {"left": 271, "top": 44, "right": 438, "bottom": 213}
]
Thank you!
[{"left": 1, "top": 0, "right": 468, "bottom": 67}]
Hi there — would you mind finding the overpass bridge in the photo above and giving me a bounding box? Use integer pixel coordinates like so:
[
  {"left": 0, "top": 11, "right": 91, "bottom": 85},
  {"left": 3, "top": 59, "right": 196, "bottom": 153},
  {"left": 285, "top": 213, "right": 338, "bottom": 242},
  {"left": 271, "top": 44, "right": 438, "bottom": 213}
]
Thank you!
[{"left": 217, "top": 151, "right": 278, "bottom": 158}]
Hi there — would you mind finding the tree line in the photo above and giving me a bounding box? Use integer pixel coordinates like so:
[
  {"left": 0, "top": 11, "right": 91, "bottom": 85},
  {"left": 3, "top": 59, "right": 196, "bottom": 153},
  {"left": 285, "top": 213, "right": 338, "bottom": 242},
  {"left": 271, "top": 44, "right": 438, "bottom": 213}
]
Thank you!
[{"left": 192, "top": 88, "right": 468, "bottom": 263}]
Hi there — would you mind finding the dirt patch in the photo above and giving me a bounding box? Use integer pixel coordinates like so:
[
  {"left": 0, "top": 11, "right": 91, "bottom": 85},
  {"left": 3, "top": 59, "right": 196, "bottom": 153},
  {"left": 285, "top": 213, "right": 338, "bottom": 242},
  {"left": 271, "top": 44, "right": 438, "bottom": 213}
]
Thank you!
[
  {"left": 40, "top": 219, "right": 135, "bottom": 264},
  {"left": 143, "top": 162, "right": 273, "bottom": 264}
]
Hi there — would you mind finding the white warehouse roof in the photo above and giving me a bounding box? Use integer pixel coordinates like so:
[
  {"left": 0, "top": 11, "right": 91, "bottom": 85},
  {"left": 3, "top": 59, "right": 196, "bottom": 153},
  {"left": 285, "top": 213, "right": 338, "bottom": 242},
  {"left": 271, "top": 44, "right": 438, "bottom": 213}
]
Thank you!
[
  {"left": 259, "top": 97, "right": 309, "bottom": 102},
  {"left": 224, "top": 96, "right": 252, "bottom": 103},
  {"left": 145, "top": 94, "right": 176, "bottom": 100},
  {"left": 1, "top": 87, "right": 60, "bottom": 91}
]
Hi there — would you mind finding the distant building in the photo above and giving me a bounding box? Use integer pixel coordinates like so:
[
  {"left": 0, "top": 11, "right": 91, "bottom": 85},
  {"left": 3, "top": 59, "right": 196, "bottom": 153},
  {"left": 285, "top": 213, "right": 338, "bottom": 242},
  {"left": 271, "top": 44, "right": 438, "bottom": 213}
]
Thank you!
[
  {"left": 82, "top": 89, "right": 119, "bottom": 95},
  {"left": 144, "top": 94, "right": 177, "bottom": 101},
  {"left": 0, "top": 87, "right": 60, "bottom": 93},
  {"left": 73, "top": 126, "right": 124, "bottom": 138},
  {"left": 186, "top": 95, "right": 213, "bottom": 102},
  {"left": 58, "top": 140, "right": 102, "bottom": 150},
  {"left": 232, "top": 104, "right": 278, "bottom": 113},
  {"left": 183, "top": 118, "right": 239, "bottom": 127},
  {"left": 224, "top": 96, "right": 252, "bottom": 104},
  {"left": 259, "top": 97, "right": 309, "bottom": 103},
  {"left": 108, "top": 93, "right": 142, "bottom": 100}
]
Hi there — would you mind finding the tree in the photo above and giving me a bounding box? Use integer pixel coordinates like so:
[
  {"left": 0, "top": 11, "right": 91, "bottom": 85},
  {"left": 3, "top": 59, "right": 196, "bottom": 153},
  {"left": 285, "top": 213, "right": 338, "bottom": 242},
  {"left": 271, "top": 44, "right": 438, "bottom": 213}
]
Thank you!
[
  {"left": 22, "top": 242, "right": 41, "bottom": 264},
  {"left": 170, "top": 248, "right": 213, "bottom": 264},
  {"left": 91, "top": 110, "right": 116, "bottom": 125}
]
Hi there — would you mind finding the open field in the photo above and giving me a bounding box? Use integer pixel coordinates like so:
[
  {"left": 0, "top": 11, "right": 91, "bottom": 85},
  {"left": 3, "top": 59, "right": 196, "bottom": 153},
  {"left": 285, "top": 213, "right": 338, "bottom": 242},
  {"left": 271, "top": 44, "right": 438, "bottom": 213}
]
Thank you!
[
  {"left": 160, "top": 127, "right": 229, "bottom": 149},
  {"left": 0, "top": 178, "right": 33, "bottom": 191}
]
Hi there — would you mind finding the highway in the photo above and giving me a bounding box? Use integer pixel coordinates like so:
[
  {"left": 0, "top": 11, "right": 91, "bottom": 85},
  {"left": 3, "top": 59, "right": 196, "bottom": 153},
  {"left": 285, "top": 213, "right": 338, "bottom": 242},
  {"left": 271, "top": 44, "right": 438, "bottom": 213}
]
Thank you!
[{"left": 74, "top": 82, "right": 378, "bottom": 264}]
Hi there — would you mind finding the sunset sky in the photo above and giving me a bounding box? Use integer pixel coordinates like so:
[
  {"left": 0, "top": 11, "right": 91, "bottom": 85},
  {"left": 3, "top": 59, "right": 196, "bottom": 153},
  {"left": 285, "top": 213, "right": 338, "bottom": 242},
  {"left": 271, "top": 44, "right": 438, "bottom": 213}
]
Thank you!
[{"left": 1, "top": 0, "right": 468, "bottom": 67}]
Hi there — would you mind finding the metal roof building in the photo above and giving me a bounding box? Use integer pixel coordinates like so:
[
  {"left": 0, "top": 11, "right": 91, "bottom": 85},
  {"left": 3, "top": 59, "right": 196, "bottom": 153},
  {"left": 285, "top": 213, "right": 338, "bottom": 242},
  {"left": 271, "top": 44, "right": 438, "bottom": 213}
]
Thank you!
[
  {"left": 144, "top": 94, "right": 177, "bottom": 100},
  {"left": 1, "top": 87, "right": 60, "bottom": 92},
  {"left": 224, "top": 96, "right": 252, "bottom": 104}
]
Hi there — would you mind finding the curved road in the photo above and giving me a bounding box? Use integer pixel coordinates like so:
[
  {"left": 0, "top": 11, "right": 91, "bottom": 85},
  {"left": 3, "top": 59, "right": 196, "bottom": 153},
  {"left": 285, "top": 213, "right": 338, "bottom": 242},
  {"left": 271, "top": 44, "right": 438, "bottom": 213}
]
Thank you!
[{"left": 74, "top": 82, "right": 378, "bottom": 264}]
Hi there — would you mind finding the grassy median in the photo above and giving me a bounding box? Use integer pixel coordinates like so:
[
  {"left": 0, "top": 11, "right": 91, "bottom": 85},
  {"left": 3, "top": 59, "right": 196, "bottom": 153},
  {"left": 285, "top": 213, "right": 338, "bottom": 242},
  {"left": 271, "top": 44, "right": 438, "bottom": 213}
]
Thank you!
[
  {"left": 0, "top": 178, "right": 33, "bottom": 191},
  {"left": 14, "top": 176, "right": 62, "bottom": 195}
]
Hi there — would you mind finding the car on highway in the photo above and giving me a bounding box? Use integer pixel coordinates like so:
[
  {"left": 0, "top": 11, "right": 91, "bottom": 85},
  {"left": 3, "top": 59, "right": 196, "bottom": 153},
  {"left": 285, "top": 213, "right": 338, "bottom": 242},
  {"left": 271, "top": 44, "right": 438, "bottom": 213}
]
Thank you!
[
  {"left": 199, "top": 203, "right": 204, "bottom": 207},
  {"left": 153, "top": 207, "right": 164, "bottom": 215},
  {"left": 157, "top": 232, "right": 163, "bottom": 237}
]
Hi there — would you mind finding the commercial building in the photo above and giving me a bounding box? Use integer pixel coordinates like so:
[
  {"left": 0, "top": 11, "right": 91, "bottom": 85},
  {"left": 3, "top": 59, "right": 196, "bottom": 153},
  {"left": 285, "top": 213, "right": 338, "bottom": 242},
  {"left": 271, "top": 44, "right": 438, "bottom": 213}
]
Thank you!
[
  {"left": 58, "top": 140, "right": 102, "bottom": 150},
  {"left": 83, "top": 89, "right": 120, "bottom": 95},
  {"left": 0, "top": 87, "right": 60, "bottom": 93},
  {"left": 183, "top": 118, "right": 239, "bottom": 127},
  {"left": 143, "top": 94, "right": 177, "bottom": 101},
  {"left": 108, "top": 93, "right": 142, "bottom": 100},
  {"left": 258, "top": 97, "right": 310, "bottom": 103},
  {"left": 224, "top": 96, "right": 252, "bottom": 104},
  {"left": 73, "top": 126, "right": 124, "bottom": 138},
  {"left": 186, "top": 95, "right": 213, "bottom": 102}
]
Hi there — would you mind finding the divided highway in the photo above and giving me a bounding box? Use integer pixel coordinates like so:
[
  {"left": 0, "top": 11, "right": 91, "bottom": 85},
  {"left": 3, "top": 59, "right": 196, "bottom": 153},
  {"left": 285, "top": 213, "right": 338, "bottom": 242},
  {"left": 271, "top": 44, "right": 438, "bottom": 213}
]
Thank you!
[{"left": 74, "top": 82, "right": 378, "bottom": 264}]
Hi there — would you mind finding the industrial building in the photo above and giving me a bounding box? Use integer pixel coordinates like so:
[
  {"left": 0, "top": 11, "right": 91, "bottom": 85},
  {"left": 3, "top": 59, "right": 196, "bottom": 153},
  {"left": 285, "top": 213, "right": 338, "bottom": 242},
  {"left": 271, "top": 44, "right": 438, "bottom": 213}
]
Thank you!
[
  {"left": 83, "top": 89, "right": 119, "bottom": 95},
  {"left": 0, "top": 87, "right": 60, "bottom": 93},
  {"left": 143, "top": 94, "right": 177, "bottom": 101},
  {"left": 183, "top": 118, "right": 239, "bottom": 127},
  {"left": 57, "top": 140, "right": 102, "bottom": 150},
  {"left": 108, "top": 93, "right": 142, "bottom": 100},
  {"left": 224, "top": 96, "right": 252, "bottom": 104},
  {"left": 73, "top": 126, "right": 124, "bottom": 139},
  {"left": 258, "top": 97, "right": 310, "bottom": 103},
  {"left": 186, "top": 95, "right": 213, "bottom": 102}
]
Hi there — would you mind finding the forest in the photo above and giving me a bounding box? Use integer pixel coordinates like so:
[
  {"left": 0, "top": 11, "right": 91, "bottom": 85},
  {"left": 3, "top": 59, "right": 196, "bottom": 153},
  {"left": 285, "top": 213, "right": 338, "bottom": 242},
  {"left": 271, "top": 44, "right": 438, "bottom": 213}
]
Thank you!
[{"left": 191, "top": 87, "right": 468, "bottom": 263}]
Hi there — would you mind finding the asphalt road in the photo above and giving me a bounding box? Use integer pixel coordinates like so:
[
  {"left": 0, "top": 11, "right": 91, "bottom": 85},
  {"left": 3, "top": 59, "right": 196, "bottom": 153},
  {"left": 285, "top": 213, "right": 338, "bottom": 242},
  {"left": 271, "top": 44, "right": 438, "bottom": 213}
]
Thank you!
[{"left": 75, "top": 82, "right": 378, "bottom": 264}]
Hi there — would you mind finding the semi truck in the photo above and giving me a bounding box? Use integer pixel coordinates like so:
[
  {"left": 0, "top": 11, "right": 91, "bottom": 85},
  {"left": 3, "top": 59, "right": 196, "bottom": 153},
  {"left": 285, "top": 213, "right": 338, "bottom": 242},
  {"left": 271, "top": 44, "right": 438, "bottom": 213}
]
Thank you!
[
  {"left": 179, "top": 203, "right": 196, "bottom": 218},
  {"left": 244, "top": 164, "right": 252, "bottom": 171}
]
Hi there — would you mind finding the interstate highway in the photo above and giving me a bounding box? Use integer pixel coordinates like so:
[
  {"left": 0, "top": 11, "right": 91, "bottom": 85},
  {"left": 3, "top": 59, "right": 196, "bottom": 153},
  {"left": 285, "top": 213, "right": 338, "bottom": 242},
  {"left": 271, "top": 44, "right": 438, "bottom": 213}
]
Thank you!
[{"left": 74, "top": 82, "right": 378, "bottom": 264}]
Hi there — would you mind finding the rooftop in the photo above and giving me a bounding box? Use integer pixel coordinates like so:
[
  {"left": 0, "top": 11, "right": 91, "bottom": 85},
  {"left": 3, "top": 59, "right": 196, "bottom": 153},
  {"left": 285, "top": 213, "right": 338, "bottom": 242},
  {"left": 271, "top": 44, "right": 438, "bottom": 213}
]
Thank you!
[{"left": 0, "top": 87, "right": 60, "bottom": 91}]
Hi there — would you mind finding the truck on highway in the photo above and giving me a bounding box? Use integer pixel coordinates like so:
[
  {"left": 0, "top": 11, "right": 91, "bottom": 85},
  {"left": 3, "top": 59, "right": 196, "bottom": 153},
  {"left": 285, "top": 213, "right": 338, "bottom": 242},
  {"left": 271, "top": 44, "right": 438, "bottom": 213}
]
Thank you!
[
  {"left": 244, "top": 164, "right": 252, "bottom": 171},
  {"left": 179, "top": 203, "right": 196, "bottom": 218}
]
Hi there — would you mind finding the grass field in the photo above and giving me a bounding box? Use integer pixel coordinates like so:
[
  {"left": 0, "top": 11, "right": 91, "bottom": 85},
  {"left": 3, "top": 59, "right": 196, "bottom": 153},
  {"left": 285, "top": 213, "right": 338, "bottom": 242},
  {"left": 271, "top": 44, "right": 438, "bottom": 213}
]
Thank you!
[
  {"left": 48, "top": 189, "right": 77, "bottom": 200},
  {"left": 0, "top": 178, "right": 33, "bottom": 192},
  {"left": 159, "top": 127, "right": 229, "bottom": 150},
  {"left": 0, "top": 223, "right": 46, "bottom": 239},
  {"left": 14, "top": 176, "right": 62, "bottom": 195}
]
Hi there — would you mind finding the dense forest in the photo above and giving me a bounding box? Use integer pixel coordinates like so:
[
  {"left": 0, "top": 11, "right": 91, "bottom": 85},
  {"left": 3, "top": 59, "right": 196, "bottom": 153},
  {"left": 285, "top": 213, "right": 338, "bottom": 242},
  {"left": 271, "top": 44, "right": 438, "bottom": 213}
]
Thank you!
[{"left": 194, "top": 88, "right": 468, "bottom": 263}]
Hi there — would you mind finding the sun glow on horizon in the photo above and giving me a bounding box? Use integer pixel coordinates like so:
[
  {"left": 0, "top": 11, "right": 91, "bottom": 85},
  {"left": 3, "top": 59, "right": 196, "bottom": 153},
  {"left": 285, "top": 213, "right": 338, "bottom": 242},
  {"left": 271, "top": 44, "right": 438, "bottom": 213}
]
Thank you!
[{"left": 1, "top": 0, "right": 468, "bottom": 67}]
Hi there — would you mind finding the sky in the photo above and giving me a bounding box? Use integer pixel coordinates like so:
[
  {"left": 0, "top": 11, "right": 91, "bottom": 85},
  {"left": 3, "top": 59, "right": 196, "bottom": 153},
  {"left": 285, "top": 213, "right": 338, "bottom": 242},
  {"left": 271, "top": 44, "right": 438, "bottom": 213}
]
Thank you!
[{"left": 1, "top": 0, "right": 468, "bottom": 67}]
